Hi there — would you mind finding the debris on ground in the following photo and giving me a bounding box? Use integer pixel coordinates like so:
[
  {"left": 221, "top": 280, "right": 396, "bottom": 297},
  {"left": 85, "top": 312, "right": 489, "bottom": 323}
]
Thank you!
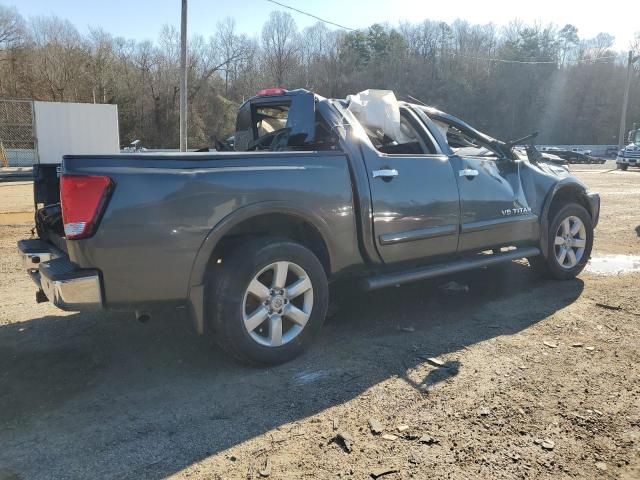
[
  {"left": 543, "top": 341, "right": 559, "bottom": 348},
  {"left": 595, "top": 302, "right": 621, "bottom": 311},
  {"left": 541, "top": 439, "right": 555, "bottom": 451},
  {"left": 571, "top": 342, "right": 584, "bottom": 347},
  {"left": 595, "top": 462, "right": 607, "bottom": 471},
  {"left": 258, "top": 458, "right": 272, "bottom": 477},
  {"left": 424, "top": 357, "right": 445, "bottom": 367},
  {"left": 370, "top": 467, "right": 400, "bottom": 479},
  {"left": 396, "top": 425, "right": 409, "bottom": 432},
  {"left": 331, "top": 432, "right": 354, "bottom": 453},
  {"left": 508, "top": 452, "right": 521, "bottom": 462},
  {"left": 478, "top": 406, "right": 490, "bottom": 416},
  {"left": 369, "top": 419, "right": 384, "bottom": 435},
  {"left": 439, "top": 280, "right": 469, "bottom": 293},
  {"left": 382, "top": 434, "right": 398, "bottom": 441},
  {"left": 417, "top": 435, "right": 439, "bottom": 445}
]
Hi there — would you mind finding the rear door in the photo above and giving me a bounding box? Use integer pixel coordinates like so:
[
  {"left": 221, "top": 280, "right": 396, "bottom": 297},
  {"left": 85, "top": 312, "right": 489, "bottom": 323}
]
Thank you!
[{"left": 357, "top": 108, "right": 461, "bottom": 264}]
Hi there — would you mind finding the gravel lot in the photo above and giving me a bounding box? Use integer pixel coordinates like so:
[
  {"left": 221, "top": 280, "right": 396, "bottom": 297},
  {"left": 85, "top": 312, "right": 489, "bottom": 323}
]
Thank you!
[{"left": 0, "top": 163, "right": 638, "bottom": 479}]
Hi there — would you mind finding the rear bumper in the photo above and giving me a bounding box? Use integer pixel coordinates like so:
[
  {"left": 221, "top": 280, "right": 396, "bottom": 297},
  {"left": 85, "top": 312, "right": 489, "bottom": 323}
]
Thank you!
[
  {"left": 586, "top": 192, "right": 600, "bottom": 228},
  {"left": 18, "top": 239, "right": 103, "bottom": 311}
]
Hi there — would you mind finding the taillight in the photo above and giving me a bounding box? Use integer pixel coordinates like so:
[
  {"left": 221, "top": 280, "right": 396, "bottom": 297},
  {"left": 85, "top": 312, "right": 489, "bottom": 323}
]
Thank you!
[{"left": 60, "top": 175, "right": 112, "bottom": 239}]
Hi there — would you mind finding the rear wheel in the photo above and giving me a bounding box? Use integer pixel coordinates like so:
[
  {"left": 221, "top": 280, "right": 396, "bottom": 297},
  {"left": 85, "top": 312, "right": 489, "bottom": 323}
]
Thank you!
[
  {"left": 617, "top": 163, "right": 628, "bottom": 171},
  {"left": 529, "top": 203, "right": 593, "bottom": 280},
  {"left": 206, "top": 237, "right": 329, "bottom": 365}
]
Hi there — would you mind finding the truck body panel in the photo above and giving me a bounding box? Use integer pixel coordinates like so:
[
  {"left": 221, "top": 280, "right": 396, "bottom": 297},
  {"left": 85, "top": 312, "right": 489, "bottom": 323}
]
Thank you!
[
  {"left": 18, "top": 89, "right": 600, "bottom": 358},
  {"left": 62, "top": 152, "right": 360, "bottom": 308}
]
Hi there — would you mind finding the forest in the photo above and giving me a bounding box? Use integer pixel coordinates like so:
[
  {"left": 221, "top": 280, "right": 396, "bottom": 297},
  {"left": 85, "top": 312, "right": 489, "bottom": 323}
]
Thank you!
[{"left": 0, "top": 5, "right": 638, "bottom": 148}]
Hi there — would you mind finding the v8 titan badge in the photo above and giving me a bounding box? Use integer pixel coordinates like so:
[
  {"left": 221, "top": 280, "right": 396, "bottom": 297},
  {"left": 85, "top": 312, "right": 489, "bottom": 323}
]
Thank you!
[{"left": 501, "top": 206, "right": 532, "bottom": 216}]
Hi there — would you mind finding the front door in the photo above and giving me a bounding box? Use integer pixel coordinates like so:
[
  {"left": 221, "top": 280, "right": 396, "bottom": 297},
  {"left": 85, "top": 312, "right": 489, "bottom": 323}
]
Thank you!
[
  {"left": 360, "top": 109, "right": 461, "bottom": 264},
  {"left": 454, "top": 155, "right": 538, "bottom": 252}
]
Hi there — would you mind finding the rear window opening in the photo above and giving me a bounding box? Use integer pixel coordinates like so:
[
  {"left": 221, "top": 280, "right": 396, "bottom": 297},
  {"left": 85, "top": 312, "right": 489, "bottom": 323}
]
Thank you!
[
  {"left": 255, "top": 104, "right": 290, "bottom": 138},
  {"left": 234, "top": 91, "right": 338, "bottom": 152}
]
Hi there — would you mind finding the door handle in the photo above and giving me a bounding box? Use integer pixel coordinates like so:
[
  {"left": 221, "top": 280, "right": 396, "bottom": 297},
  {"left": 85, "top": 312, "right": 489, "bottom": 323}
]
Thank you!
[
  {"left": 459, "top": 168, "right": 479, "bottom": 178},
  {"left": 372, "top": 169, "right": 399, "bottom": 179}
]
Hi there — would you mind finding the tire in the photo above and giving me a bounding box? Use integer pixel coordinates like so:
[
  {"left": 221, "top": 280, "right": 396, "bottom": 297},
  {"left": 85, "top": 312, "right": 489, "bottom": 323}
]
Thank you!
[
  {"left": 529, "top": 203, "right": 593, "bottom": 280},
  {"left": 617, "top": 163, "right": 628, "bottom": 171},
  {"left": 206, "top": 237, "right": 329, "bottom": 365}
]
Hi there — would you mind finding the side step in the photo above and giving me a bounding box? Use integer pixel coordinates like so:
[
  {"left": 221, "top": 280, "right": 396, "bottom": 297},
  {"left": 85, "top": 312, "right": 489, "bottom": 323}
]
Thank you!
[{"left": 363, "top": 247, "right": 541, "bottom": 291}]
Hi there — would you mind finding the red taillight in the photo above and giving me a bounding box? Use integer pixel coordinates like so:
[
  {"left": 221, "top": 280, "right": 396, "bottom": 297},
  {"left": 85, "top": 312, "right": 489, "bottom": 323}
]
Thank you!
[
  {"left": 60, "top": 175, "right": 112, "bottom": 239},
  {"left": 257, "top": 87, "right": 287, "bottom": 96}
]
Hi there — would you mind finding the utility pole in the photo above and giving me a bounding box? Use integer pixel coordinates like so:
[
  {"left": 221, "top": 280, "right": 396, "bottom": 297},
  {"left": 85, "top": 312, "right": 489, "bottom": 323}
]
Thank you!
[
  {"left": 180, "top": 0, "right": 188, "bottom": 152},
  {"left": 618, "top": 50, "right": 639, "bottom": 149}
]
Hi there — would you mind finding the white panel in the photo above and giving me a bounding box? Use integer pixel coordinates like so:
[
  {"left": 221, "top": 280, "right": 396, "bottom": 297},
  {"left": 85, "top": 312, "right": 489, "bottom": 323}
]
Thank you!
[{"left": 33, "top": 102, "right": 120, "bottom": 164}]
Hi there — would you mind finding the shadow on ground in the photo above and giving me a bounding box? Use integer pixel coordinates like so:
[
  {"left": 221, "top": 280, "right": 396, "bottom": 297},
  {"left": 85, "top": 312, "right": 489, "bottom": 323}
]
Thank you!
[{"left": 0, "top": 262, "right": 583, "bottom": 479}]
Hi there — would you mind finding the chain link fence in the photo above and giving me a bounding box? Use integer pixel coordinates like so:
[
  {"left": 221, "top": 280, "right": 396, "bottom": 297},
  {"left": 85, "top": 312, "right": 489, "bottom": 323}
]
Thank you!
[{"left": 0, "top": 99, "right": 37, "bottom": 167}]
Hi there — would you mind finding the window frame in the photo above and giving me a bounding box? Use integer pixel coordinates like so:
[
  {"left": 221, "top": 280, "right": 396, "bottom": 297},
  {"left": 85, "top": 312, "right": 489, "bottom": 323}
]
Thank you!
[{"left": 359, "top": 106, "right": 446, "bottom": 159}]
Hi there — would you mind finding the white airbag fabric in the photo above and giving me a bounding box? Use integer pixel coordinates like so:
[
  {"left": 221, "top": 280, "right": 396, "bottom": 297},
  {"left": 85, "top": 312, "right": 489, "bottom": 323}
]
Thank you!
[{"left": 346, "top": 89, "right": 410, "bottom": 143}]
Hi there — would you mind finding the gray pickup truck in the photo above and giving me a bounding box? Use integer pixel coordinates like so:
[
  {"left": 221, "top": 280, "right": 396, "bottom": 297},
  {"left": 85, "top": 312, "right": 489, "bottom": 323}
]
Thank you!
[{"left": 18, "top": 88, "right": 600, "bottom": 364}]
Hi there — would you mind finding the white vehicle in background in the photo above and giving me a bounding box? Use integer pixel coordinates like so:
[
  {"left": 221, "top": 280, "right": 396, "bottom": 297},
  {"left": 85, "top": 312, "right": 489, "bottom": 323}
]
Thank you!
[
  {"left": 616, "top": 125, "right": 640, "bottom": 171},
  {"left": 571, "top": 147, "right": 592, "bottom": 155}
]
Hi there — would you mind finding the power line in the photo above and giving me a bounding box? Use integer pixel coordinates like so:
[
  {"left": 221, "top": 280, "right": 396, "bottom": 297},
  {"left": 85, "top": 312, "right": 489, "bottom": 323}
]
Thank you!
[
  {"left": 450, "top": 52, "right": 619, "bottom": 65},
  {"left": 265, "top": 0, "right": 356, "bottom": 31},
  {"left": 264, "top": 1, "right": 620, "bottom": 66}
]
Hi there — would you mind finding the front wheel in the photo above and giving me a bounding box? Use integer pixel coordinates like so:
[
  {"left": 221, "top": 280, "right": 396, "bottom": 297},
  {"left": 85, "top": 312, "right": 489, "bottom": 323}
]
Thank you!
[
  {"left": 206, "top": 237, "right": 329, "bottom": 365},
  {"left": 529, "top": 203, "right": 594, "bottom": 280},
  {"left": 617, "top": 163, "right": 628, "bottom": 171}
]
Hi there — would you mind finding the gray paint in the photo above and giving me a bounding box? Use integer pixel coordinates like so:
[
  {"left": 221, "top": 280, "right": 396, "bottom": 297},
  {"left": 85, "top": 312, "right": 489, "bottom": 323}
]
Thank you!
[
  {"left": 64, "top": 153, "right": 360, "bottom": 308},
  {"left": 57, "top": 94, "right": 599, "bottom": 318}
]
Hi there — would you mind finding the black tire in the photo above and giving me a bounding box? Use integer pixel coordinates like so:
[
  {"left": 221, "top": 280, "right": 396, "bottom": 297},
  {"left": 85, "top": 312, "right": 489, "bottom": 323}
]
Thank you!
[
  {"left": 206, "top": 237, "right": 329, "bottom": 365},
  {"left": 529, "top": 203, "right": 594, "bottom": 280},
  {"left": 617, "top": 163, "right": 628, "bottom": 171}
]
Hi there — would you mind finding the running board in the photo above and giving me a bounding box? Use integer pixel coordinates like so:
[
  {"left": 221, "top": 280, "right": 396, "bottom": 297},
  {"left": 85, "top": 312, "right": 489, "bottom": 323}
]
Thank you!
[{"left": 363, "top": 247, "right": 541, "bottom": 291}]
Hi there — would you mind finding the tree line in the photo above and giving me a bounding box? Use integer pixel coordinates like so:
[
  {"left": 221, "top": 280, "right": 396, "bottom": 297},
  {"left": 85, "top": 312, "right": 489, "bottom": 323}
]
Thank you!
[{"left": 0, "top": 5, "right": 638, "bottom": 148}]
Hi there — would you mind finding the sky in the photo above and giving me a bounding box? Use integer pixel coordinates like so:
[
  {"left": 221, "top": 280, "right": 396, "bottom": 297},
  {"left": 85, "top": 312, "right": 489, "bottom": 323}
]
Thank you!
[{"left": 10, "top": 0, "right": 639, "bottom": 50}]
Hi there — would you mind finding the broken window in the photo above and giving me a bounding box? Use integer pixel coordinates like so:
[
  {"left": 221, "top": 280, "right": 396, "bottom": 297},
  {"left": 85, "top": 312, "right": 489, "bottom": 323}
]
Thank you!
[
  {"left": 347, "top": 89, "right": 436, "bottom": 155},
  {"left": 235, "top": 98, "right": 337, "bottom": 152},
  {"left": 255, "top": 105, "right": 289, "bottom": 137},
  {"left": 432, "top": 118, "right": 500, "bottom": 159}
]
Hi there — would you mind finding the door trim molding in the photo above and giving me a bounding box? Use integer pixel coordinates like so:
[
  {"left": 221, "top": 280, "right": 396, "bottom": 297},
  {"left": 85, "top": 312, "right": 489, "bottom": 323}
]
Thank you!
[
  {"left": 460, "top": 214, "right": 538, "bottom": 234},
  {"left": 379, "top": 224, "right": 458, "bottom": 245}
]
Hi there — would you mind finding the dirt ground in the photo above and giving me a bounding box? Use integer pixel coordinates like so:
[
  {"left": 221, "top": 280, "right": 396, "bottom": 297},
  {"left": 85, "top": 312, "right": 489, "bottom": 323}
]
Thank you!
[{"left": 0, "top": 163, "right": 638, "bottom": 480}]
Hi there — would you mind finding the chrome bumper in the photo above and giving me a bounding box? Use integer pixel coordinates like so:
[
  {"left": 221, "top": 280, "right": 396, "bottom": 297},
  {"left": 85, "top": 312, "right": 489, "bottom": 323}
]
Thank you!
[
  {"left": 18, "top": 239, "right": 60, "bottom": 270},
  {"left": 18, "top": 239, "right": 103, "bottom": 311}
]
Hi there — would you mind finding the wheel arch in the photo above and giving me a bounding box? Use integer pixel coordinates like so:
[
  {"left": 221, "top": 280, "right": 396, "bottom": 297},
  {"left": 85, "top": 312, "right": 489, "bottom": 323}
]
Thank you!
[
  {"left": 539, "top": 180, "right": 594, "bottom": 258},
  {"left": 187, "top": 202, "right": 334, "bottom": 334}
]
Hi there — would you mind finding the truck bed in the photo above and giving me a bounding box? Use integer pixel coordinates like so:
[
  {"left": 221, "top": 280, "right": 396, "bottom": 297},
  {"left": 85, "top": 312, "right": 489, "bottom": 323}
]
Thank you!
[{"left": 59, "top": 151, "right": 361, "bottom": 309}]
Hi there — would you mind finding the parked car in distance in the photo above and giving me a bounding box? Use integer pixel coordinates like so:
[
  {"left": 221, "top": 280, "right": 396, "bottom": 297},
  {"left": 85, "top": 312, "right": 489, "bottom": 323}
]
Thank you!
[
  {"left": 616, "top": 126, "right": 640, "bottom": 170},
  {"left": 18, "top": 88, "right": 600, "bottom": 364}
]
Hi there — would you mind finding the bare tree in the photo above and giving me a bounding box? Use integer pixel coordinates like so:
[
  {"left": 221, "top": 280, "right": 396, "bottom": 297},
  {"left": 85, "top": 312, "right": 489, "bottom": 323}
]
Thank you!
[
  {"left": 0, "top": 5, "right": 637, "bottom": 149},
  {"left": 29, "top": 16, "right": 86, "bottom": 101},
  {"left": 0, "top": 6, "right": 24, "bottom": 51},
  {"left": 261, "top": 11, "right": 299, "bottom": 86}
]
